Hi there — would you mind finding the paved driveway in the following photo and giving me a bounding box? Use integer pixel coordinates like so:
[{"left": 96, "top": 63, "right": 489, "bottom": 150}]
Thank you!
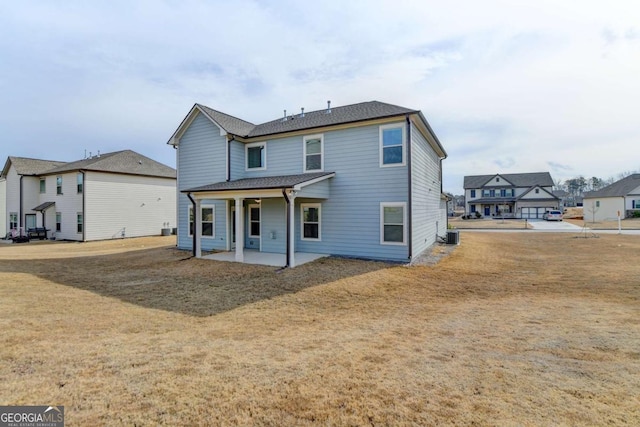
[{"left": 527, "top": 219, "right": 584, "bottom": 231}]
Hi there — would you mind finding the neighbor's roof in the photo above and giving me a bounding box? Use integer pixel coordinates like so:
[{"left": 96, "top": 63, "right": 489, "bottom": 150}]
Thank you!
[
  {"left": 464, "top": 172, "right": 554, "bottom": 189},
  {"left": 43, "top": 150, "right": 176, "bottom": 179},
  {"left": 184, "top": 171, "right": 335, "bottom": 193},
  {"left": 1, "top": 156, "right": 65, "bottom": 177},
  {"left": 584, "top": 174, "right": 640, "bottom": 198}
]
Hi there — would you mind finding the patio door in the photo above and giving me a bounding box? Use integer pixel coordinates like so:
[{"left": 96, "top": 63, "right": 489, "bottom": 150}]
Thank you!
[{"left": 26, "top": 214, "right": 37, "bottom": 230}]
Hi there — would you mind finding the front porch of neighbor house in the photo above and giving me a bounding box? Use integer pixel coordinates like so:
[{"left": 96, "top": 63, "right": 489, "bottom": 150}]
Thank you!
[{"left": 185, "top": 172, "right": 335, "bottom": 268}]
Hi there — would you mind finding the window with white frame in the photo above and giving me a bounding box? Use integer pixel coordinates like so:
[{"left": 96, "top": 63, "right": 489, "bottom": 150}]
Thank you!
[
  {"left": 39, "top": 178, "right": 46, "bottom": 193},
  {"left": 77, "top": 173, "right": 83, "bottom": 193},
  {"left": 303, "top": 134, "right": 323, "bottom": 172},
  {"left": 301, "top": 203, "right": 321, "bottom": 240},
  {"left": 249, "top": 204, "right": 260, "bottom": 237},
  {"left": 56, "top": 176, "right": 63, "bottom": 194},
  {"left": 189, "top": 205, "right": 215, "bottom": 237},
  {"left": 379, "top": 124, "right": 405, "bottom": 167},
  {"left": 246, "top": 142, "right": 266, "bottom": 170},
  {"left": 9, "top": 212, "right": 18, "bottom": 230},
  {"left": 380, "top": 202, "right": 406, "bottom": 245},
  {"left": 56, "top": 212, "right": 62, "bottom": 232}
]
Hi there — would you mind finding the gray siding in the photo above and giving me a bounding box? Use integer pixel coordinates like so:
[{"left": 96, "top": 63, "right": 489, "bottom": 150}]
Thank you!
[{"left": 177, "top": 112, "right": 228, "bottom": 250}]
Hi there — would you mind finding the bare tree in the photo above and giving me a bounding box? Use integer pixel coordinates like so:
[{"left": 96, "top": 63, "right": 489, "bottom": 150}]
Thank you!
[{"left": 585, "top": 201, "right": 600, "bottom": 224}]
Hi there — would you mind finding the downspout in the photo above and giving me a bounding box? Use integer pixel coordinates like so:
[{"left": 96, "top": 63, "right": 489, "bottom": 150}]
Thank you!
[
  {"left": 187, "top": 192, "right": 196, "bottom": 256},
  {"left": 282, "top": 188, "right": 290, "bottom": 268},
  {"left": 19, "top": 176, "right": 24, "bottom": 230},
  {"left": 406, "top": 115, "right": 412, "bottom": 261},
  {"left": 227, "top": 136, "right": 233, "bottom": 182}
]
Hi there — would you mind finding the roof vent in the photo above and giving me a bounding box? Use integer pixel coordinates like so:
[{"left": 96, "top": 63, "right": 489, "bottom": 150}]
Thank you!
[
  {"left": 300, "top": 107, "right": 305, "bottom": 118},
  {"left": 282, "top": 110, "right": 287, "bottom": 122},
  {"left": 326, "top": 100, "right": 331, "bottom": 114}
]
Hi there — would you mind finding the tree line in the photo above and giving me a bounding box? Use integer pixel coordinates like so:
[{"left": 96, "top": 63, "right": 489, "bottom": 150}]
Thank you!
[{"left": 554, "top": 170, "right": 638, "bottom": 197}]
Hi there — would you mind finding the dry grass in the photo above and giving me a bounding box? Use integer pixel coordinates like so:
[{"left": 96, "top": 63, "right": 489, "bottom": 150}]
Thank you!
[
  {"left": 1, "top": 234, "right": 639, "bottom": 426},
  {"left": 565, "top": 218, "right": 640, "bottom": 230},
  {"left": 449, "top": 216, "right": 532, "bottom": 229}
]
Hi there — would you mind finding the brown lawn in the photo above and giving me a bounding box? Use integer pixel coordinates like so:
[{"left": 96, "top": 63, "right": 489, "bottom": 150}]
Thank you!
[
  {"left": 565, "top": 217, "right": 640, "bottom": 230},
  {"left": 449, "top": 216, "right": 532, "bottom": 229},
  {"left": 1, "top": 234, "right": 639, "bottom": 426}
]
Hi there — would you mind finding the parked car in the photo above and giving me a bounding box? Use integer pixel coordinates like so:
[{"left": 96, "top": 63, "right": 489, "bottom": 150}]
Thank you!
[{"left": 543, "top": 210, "right": 563, "bottom": 221}]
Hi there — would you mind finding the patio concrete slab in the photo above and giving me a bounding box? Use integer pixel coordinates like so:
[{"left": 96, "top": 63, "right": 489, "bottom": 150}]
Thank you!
[{"left": 202, "top": 250, "right": 328, "bottom": 267}]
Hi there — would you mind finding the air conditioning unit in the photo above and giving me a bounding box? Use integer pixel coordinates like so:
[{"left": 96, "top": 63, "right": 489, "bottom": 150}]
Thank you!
[{"left": 446, "top": 230, "right": 459, "bottom": 245}]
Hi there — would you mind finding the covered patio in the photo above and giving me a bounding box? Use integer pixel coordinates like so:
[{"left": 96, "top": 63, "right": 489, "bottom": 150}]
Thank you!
[{"left": 203, "top": 249, "right": 329, "bottom": 267}]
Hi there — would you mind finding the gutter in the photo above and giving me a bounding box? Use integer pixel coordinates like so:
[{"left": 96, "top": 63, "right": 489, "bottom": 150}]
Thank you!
[
  {"left": 187, "top": 192, "right": 196, "bottom": 256},
  {"left": 19, "top": 176, "right": 24, "bottom": 230},
  {"left": 227, "top": 136, "right": 234, "bottom": 182},
  {"left": 282, "top": 188, "right": 290, "bottom": 268},
  {"left": 406, "top": 115, "right": 412, "bottom": 261}
]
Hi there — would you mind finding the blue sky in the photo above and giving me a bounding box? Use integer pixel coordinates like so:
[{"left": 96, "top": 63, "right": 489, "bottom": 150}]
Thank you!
[{"left": 1, "top": 0, "right": 638, "bottom": 194}]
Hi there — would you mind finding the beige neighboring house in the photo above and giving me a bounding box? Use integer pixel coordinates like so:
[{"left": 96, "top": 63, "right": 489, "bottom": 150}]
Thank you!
[
  {"left": 1, "top": 150, "right": 176, "bottom": 241},
  {"left": 583, "top": 174, "right": 640, "bottom": 221}
]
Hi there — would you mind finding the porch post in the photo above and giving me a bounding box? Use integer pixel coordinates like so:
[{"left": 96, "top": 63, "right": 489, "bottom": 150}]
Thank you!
[
  {"left": 288, "top": 192, "right": 296, "bottom": 268},
  {"left": 194, "top": 198, "right": 202, "bottom": 258},
  {"left": 235, "top": 197, "right": 244, "bottom": 262}
]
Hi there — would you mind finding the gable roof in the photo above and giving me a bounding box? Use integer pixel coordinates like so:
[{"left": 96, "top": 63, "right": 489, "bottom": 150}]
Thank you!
[
  {"left": 2, "top": 156, "right": 65, "bottom": 178},
  {"left": 197, "top": 104, "right": 256, "bottom": 136},
  {"left": 584, "top": 174, "right": 640, "bottom": 198},
  {"left": 464, "top": 172, "right": 554, "bottom": 189},
  {"left": 42, "top": 150, "right": 176, "bottom": 179},
  {"left": 184, "top": 171, "right": 335, "bottom": 193},
  {"left": 517, "top": 185, "right": 558, "bottom": 201}
]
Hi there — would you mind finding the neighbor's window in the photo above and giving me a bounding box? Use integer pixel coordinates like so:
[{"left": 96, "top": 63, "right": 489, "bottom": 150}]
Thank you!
[
  {"left": 189, "top": 205, "right": 215, "bottom": 237},
  {"left": 535, "top": 188, "right": 540, "bottom": 194},
  {"left": 596, "top": 201, "right": 600, "bottom": 208},
  {"left": 301, "top": 203, "right": 321, "bottom": 240},
  {"left": 470, "top": 205, "right": 476, "bottom": 213},
  {"left": 39, "top": 178, "right": 46, "bottom": 194},
  {"left": 9, "top": 212, "right": 18, "bottom": 230},
  {"left": 381, "top": 202, "right": 406, "bottom": 245},
  {"left": 249, "top": 205, "right": 260, "bottom": 237},
  {"left": 246, "top": 142, "right": 266, "bottom": 170},
  {"left": 482, "top": 189, "right": 490, "bottom": 197},
  {"left": 379, "top": 124, "right": 405, "bottom": 166},
  {"left": 303, "top": 134, "right": 323, "bottom": 172},
  {"left": 77, "top": 213, "right": 83, "bottom": 233},
  {"left": 470, "top": 190, "right": 476, "bottom": 198},
  {"left": 77, "top": 173, "right": 83, "bottom": 193},
  {"left": 56, "top": 176, "right": 63, "bottom": 195},
  {"left": 56, "top": 212, "right": 62, "bottom": 232}
]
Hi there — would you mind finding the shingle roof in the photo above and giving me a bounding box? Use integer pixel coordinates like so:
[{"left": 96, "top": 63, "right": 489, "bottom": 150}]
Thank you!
[
  {"left": 43, "top": 150, "right": 176, "bottom": 179},
  {"left": 247, "top": 101, "right": 418, "bottom": 138},
  {"left": 464, "top": 172, "right": 554, "bottom": 189},
  {"left": 584, "top": 174, "right": 640, "bottom": 198},
  {"left": 2, "top": 156, "right": 65, "bottom": 177},
  {"left": 184, "top": 171, "right": 335, "bottom": 193},
  {"left": 197, "top": 104, "right": 256, "bottom": 136}
]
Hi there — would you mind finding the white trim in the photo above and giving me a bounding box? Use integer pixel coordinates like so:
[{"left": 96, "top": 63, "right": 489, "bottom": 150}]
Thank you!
[
  {"left": 380, "top": 202, "right": 407, "bottom": 245},
  {"left": 248, "top": 203, "right": 261, "bottom": 238},
  {"left": 303, "top": 134, "right": 324, "bottom": 172},
  {"left": 245, "top": 141, "right": 267, "bottom": 171},
  {"left": 301, "top": 203, "right": 321, "bottom": 241},
  {"left": 379, "top": 123, "right": 406, "bottom": 168},
  {"left": 293, "top": 172, "right": 336, "bottom": 191},
  {"left": 188, "top": 204, "right": 216, "bottom": 238}
]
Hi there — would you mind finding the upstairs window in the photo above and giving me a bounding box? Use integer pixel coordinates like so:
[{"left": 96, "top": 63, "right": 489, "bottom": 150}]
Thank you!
[
  {"left": 470, "top": 190, "right": 476, "bottom": 198},
  {"left": 39, "top": 178, "right": 46, "bottom": 193},
  {"left": 379, "top": 124, "right": 405, "bottom": 167},
  {"left": 77, "top": 173, "right": 83, "bottom": 193},
  {"left": 56, "top": 176, "right": 63, "bottom": 195},
  {"left": 303, "top": 135, "right": 323, "bottom": 172},
  {"left": 246, "top": 142, "right": 266, "bottom": 170}
]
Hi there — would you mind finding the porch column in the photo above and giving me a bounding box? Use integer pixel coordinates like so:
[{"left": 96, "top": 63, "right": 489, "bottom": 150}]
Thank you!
[
  {"left": 288, "top": 192, "right": 296, "bottom": 268},
  {"left": 235, "top": 197, "right": 244, "bottom": 262},
  {"left": 194, "top": 198, "right": 202, "bottom": 258}
]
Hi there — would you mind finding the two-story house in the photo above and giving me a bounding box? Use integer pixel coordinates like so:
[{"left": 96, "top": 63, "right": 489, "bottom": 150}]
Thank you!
[
  {"left": 463, "top": 172, "right": 559, "bottom": 219},
  {"left": 2, "top": 150, "right": 176, "bottom": 241},
  {"left": 168, "top": 101, "right": 448, "bottom": 266}
]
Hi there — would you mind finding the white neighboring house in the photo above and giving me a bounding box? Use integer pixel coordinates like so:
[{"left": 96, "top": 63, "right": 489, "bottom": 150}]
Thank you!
[
  {"left": 0, "top": 178, "right": 5, "bottom": 236},
  {"left": 463, "top": 172, "right": 560, "bottom": 219},
  {"left": 1, "top": 150, "right": 176, "bottom": 241},
  {"left": 583, "top": 174, "right": 640, "bottom": 221}
]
